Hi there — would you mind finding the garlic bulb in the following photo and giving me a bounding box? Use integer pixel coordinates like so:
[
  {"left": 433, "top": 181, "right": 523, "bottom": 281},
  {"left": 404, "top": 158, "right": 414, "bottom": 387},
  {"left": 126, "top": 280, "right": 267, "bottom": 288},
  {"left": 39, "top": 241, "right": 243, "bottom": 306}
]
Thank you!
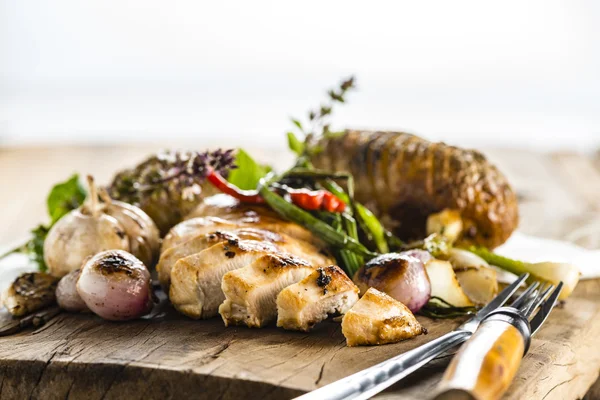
[
  {"left": 44, "top": 176, "right": 159, "bottom": 277},
  {"left": 99, "top": 189, "right": 160, "bottom": 266}
]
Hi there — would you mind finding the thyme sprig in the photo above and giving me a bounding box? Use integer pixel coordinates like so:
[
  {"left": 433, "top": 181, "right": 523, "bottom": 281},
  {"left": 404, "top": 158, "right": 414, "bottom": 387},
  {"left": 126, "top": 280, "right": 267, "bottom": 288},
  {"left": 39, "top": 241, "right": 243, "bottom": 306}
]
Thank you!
[
  {"left": 287, "top": 76, "right": 356, "bottom": 156},
  {"left": 419, "top": 296, "right": 479, "bottom": 319}
]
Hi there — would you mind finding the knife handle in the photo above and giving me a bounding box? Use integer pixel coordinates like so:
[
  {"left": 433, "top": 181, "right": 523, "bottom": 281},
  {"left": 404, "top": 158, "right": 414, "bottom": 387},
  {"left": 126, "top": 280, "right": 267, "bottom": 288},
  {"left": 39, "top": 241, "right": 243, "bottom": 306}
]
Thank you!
[{"left": 434, "top": 316, "right": 526, "bottom": 400}]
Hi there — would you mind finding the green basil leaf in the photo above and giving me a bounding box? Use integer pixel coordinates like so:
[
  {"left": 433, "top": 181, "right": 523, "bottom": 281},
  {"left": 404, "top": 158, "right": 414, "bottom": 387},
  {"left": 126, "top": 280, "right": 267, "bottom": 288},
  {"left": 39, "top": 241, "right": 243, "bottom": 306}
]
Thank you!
[
  {"left": 227, "top": 149, "right": 270, "bottom": 190},
  {"left": 290, "top": 118, "right": 303, "bottom": 131},
  {"left": 287, "top": 132, "right": 305, "bottom": 156},
  {"left": 47, "top": 174, "right": 87, "bottom": 224}
]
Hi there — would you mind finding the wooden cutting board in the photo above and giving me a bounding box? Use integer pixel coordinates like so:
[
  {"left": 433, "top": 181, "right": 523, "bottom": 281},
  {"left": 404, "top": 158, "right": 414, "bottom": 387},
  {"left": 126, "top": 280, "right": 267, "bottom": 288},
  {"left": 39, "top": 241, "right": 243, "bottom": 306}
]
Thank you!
[{"left": 0, "top": 146, "right": 599, "bottom": 400}]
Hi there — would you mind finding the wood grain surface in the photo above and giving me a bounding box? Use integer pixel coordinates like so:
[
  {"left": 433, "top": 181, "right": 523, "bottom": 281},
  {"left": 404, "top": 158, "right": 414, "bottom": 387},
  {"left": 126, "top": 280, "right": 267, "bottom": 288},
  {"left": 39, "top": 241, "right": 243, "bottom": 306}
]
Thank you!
[{"left": 0, "top": 145, "right": 599, "bottom": 400}]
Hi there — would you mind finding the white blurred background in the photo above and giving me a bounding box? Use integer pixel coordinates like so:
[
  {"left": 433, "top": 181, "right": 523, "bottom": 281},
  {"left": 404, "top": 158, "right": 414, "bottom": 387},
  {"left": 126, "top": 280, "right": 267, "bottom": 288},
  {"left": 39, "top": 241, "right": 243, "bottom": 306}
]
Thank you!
[{"left": 1, "top": 0, "right": 599, "bottom": 151}]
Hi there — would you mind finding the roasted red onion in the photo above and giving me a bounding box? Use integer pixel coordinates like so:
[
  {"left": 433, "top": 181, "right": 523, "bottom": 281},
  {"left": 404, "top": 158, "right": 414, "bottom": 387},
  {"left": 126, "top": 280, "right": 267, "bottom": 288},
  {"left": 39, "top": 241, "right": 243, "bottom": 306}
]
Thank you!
[
  {"left": 77, "top": 250, "right": 154, "bottom": 321},
  {"left": 402, "top": 249, "right": 433, "bottom": 265},
  {"left": 56, "top": 269, "right": 89, "bottom": 312},
  {"left": 353, "top": 251, "right": 431, "bottom": 313}
]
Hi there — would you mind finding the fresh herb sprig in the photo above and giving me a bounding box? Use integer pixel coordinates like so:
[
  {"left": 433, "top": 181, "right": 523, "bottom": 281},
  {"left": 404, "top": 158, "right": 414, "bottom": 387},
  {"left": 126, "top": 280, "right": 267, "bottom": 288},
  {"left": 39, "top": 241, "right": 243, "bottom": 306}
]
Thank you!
[
  {"left": 110, "top": 149, "right": 237, "bottom": 204},
  {"left": 419, "top": 296, "right": 479, "bottom": 319},
  {"left": 108, "top": 149, "right": 238, "bottom": 233},
  {"left": 0, "top": 174, "right": 87, "bottom": 271},
  {"left": 287, "top": 76, "right": 356, "bottom": 157}
]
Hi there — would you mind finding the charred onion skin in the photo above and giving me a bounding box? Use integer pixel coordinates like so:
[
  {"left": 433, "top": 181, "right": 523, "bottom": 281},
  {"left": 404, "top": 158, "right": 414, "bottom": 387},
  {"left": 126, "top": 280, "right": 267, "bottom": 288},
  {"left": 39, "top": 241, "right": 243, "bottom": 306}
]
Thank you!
[{"left": 311, "top": 130, "right": 519, "bottom": 248}]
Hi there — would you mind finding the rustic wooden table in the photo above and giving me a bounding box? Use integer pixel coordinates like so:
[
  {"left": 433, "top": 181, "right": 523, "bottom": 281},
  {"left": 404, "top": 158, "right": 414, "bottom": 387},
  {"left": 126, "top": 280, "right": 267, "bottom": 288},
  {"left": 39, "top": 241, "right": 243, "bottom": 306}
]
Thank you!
[{"left": 0, "top": 145, "right": 599, "bottom": 400}]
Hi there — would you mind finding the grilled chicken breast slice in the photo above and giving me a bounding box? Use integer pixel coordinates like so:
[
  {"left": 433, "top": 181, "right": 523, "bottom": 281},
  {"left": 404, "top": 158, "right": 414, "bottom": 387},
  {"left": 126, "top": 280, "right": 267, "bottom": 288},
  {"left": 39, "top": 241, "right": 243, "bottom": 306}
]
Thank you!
[
  {"left": 277, "top": 265, "right": 359, "bottom": 332},
  {"left": 342, "top": 288, "right": 424, "bottom": 346},
  {"left": 184, "top": 194, "right": 322, "bottom": 246},
  {"left": 158, "top": 228, "right": 281, "bottom": 289},
  {"left": 219, "top": 253, "right": 314, "bottom": 328},
  {"left": 159, "top": 228, "right": 333, "bottom": 290},
  {"left": 161, "top": 216, "right": 240, "bottom": 253},
  {"left": 169, "top": 239, "right": 281, "bottom": 319}
]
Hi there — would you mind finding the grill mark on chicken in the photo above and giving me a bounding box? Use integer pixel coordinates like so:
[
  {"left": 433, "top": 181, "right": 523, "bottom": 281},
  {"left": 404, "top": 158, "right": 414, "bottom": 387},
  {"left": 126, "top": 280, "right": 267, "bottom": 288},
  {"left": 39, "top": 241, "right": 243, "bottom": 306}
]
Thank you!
[{"left": 316, "top": 268, "right": 332, "bottom": 289}]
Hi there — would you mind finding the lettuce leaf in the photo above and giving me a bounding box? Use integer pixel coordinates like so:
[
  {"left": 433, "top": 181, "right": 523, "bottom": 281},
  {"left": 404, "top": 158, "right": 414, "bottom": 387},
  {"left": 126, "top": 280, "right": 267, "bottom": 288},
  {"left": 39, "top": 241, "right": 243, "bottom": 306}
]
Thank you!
[
  {"left": 47, "top": 174, "right": 87, "bottom": 224},
  {"left": 227, "top": 149, "right": 271, "bottom": 190}
]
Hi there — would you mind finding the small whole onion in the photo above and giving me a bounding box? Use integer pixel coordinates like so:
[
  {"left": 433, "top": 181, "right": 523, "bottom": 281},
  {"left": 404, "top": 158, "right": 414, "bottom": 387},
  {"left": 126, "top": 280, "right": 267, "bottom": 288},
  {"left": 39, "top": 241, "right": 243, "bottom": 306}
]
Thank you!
[
  {"left": 402, "top": 249, "right": 433, "bottom": 265},
  {"left": 353, "top": 251, "right": 431, "bottom": 313},
  {"left": 56, "top": 269, "right": 89, "bottom": 312},
  {"left": 77, "top": 250, "right": 154, "bottom": 321}
]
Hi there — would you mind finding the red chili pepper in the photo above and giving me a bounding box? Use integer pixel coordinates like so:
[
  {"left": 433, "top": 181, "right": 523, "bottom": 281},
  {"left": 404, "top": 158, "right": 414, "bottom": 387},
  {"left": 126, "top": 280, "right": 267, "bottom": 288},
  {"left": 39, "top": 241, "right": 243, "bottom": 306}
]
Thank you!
[
  {"left": 206, "top": 170, "right": 264, "bottom": 203},
  {"left": 322, "top": 192, "right": 339, "bottom": 212},
  {"left": 206, "top": 170, "right": 346, "bottom": 213},
  {"left": 288, "top": 189, "right": 346, "bottom": 213}
]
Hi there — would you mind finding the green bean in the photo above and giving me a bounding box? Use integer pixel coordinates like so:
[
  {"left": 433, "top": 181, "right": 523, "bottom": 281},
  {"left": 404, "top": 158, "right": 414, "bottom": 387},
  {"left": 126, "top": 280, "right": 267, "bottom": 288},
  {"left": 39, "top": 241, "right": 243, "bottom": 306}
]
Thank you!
[
  {"left": 342, "top": 214, "right": 364, "bottom": 275},
  {"left": 258, "top": 181, "right": 376, "bottom": 258},
  {"left": 322, "top": 181, "right": 350, "bottom": 205},
  {"left": 283, "top": 168, "right": 352, "bottom": 181},
  {"left": 466, "top": 246, "right": 528, "bottom": 276},
  {"left": 355, "top": 203, "right": 389, "bottom": 253},
  {"left": 330, "top": 214, "right": 359, "bottom": 274}
]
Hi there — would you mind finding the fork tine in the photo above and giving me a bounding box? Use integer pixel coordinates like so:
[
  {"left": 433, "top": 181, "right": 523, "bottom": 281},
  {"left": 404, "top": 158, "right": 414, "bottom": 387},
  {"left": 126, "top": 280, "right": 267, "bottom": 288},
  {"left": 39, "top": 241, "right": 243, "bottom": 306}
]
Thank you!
[
  {"left": 522, "top": 283, "right": 555, "bottom": 317},
  {"left": 529, "top": 282, "right": 564, "bottom": 336},
  {"left": 524, "top": 283, "right": 555, "bottom": 317},
  {"left": 510, "top": 281, "right": 540, "bottom": 309}
]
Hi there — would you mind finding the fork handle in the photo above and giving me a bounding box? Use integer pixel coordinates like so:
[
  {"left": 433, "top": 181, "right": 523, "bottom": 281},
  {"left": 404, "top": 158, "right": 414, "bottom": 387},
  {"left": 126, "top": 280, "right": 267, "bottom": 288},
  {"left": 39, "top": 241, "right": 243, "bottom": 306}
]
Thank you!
[
  {"left": 433, "top": 313, "right": 528, "bottom": 400},
  {"left": 294, "top": 330, "right": 471, "bottom": 400}
]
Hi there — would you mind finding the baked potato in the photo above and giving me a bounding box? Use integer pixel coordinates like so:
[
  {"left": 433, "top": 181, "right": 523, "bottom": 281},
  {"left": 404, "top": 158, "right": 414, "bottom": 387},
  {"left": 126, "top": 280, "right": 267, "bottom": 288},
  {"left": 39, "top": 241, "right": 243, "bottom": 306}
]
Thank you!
[{"left": 310, "top": 130, "right": 519, "bottom": 249}]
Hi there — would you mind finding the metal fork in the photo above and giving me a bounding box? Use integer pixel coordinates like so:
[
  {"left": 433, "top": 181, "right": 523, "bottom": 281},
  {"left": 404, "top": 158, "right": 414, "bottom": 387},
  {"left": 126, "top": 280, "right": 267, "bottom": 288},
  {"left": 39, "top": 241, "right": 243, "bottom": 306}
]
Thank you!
[
  {"left": 433, "top": 281, "right": 563, "bottom": 400},
  {"left": 293, "top": 273, "right": 531, "bottom": 400}
]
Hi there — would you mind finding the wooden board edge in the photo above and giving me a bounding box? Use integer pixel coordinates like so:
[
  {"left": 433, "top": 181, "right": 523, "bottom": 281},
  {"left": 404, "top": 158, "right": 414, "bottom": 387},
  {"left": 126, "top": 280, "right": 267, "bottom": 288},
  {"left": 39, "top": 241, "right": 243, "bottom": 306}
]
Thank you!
[{"left": 0, "top": 358, "right": 305, "bottom": 400}]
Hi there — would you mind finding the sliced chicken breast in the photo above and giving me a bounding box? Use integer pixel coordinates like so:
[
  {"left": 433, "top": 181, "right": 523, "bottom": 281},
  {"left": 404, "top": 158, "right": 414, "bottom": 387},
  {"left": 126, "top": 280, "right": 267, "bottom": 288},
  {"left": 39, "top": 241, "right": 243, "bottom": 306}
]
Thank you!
[
  {"left": 159, "top": 228, "right": 333, "bottom": 290},
  {"left": 161, "top": 216, "right": 240, "bottom": 253},
  {"left": 158, "top": 228, "right": 280, "bottom": 289},
  {"left": 341, "top": 288, "right": 424, "bottom": 346},
  {"left": 169, "top": 239, "right": 280, "bottom": 319},
  {"left": 219, "top": 253, "right": 314, "bottom": 328},
  {"left": 277, "top": 265, "right": 359, "bottom": 332},
  {"left": 184, "top": 194, "right": 322, "bottom": 246}
]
